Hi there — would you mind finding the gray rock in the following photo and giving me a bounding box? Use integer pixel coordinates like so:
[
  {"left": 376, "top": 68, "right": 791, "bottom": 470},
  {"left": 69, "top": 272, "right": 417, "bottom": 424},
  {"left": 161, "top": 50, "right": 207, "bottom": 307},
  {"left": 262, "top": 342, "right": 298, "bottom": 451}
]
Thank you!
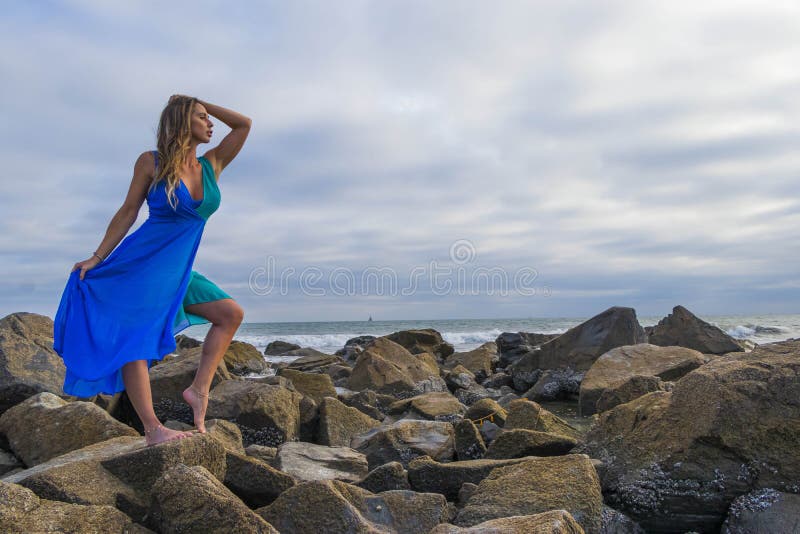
[
  {"left": 431, "top": 509, "right": 585, "bottom": 533},
  {"left": 264, "top": 340, "right": 300, "bottom": 355},
  {"left": 351, "top": 420, "right": 455, "bottom": 469},
  {"left": 356, "top": 461, "right": 411, "bottom": 493},
  {"left": 0, "top": 313, "right": 66, "bottom": 416},
  {"left": 385, "top": 329, "right": 455, "bottom": 360},
  {"left": 648, "top": 305, "right": 744, "bottom": 354},
  {"left": 275, "top": 441, "right": 369, "bottom": 483},
  {"left": 0, "top": 392, "right": 138, "bottom": 467},
  {"left": 257, "top": 479, "right": 448, "bottom": 534},
  {"left": 407, "top": 455, "right": 534, "bottom": 501},
  {"left": 484, "top": 428, "right": 577, "bottom": 459},
  {"left": 149, "top": 463, "right": 278, "bottom": 533},
  {"left": 223, "top": 450, "right": 296, "bottom": 508},
  {"left": 721, "top": 489, "right": 800, "bottom": 534},
  {"left": 454, "top": 419, "right": 486, "bottom": 460}
]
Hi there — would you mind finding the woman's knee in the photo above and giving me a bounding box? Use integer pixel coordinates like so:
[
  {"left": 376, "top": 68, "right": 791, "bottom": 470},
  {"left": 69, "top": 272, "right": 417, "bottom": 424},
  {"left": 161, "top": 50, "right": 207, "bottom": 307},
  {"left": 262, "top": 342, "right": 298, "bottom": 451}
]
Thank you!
[{"left": 226, "top": 300, "right": 245, "bottom": 326}]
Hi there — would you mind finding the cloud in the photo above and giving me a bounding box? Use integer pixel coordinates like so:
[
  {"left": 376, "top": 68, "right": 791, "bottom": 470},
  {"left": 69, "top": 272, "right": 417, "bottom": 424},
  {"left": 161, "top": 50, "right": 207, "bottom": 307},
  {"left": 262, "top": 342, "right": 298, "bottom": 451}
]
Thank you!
[{"left": 2, "top": 0, "right": 799, "bottom": 321}]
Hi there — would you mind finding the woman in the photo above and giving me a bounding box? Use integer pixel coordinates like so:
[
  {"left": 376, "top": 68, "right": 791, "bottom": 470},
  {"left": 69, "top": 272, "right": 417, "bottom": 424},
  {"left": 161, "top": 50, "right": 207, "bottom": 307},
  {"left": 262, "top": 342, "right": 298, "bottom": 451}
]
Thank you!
[{"left": 53, "top": 95, "right": 252, "bottom": 446}]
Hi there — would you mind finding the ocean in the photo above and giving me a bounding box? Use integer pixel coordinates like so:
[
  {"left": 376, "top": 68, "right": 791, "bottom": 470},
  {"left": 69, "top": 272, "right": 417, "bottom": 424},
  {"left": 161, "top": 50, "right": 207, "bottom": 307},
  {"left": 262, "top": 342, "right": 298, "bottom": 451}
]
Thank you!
[{"left": 182, "top": 313, "right": 800, "bottom": 363}]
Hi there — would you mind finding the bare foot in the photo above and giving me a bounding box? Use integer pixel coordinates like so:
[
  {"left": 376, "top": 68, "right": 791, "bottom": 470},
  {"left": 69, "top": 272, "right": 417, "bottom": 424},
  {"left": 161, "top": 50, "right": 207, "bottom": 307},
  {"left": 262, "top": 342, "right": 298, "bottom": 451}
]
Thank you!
[
  {"left": 144, "top": 424, "right": 193, "bottom": 446},
  {"left": 182, "top": 384, "right": 209, "bottom": 433}
]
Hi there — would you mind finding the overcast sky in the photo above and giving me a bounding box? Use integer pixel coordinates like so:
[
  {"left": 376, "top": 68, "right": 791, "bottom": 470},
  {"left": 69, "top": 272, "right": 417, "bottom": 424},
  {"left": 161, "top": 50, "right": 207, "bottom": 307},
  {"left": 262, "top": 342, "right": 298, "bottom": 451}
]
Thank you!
[{"left": 2, "top": 0, "right": 798, "bottom": 322}]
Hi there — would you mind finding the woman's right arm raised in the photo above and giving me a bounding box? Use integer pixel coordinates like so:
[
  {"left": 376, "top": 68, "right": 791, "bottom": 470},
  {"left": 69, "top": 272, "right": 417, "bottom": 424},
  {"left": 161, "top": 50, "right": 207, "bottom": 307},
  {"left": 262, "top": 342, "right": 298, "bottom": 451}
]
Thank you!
[{"left": 71, "top": 151, "right": 154, "bottom": 279}]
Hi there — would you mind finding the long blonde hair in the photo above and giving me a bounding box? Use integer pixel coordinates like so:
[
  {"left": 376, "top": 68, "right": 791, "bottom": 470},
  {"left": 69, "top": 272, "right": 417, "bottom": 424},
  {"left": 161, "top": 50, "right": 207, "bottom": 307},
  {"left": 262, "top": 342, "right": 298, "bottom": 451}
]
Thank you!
[{"left": 150, "top": 95, "right": 199, "bottom": 210}]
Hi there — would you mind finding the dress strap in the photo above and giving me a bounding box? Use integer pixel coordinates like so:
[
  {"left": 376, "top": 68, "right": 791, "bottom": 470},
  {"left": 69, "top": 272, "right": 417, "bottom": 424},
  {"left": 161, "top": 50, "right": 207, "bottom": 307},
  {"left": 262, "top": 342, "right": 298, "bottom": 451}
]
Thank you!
[{"left": 152, "top": 150, "right": 159, "bottom": 172}]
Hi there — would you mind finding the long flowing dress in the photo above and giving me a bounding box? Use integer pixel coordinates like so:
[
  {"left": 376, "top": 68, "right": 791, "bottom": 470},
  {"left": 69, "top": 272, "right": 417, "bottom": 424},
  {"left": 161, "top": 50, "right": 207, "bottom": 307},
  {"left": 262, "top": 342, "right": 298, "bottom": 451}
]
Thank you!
[{"left": 52, "top": 151, "right": 231, "bottom": 397}]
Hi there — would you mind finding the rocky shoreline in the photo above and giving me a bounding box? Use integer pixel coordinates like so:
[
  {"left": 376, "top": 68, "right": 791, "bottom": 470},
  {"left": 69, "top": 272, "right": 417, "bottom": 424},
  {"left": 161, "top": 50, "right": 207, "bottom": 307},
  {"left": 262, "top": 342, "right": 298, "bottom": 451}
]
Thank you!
[{"left": 0, "top": 304, "right": 797, "bottom": 533}]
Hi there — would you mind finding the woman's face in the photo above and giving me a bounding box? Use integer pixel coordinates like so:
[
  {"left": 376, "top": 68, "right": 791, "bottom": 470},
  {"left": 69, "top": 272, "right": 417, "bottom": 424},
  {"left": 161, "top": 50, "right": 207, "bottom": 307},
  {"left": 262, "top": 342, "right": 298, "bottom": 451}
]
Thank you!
[{"left": 190, "top": 103, "right": 213, "bottom": 143}]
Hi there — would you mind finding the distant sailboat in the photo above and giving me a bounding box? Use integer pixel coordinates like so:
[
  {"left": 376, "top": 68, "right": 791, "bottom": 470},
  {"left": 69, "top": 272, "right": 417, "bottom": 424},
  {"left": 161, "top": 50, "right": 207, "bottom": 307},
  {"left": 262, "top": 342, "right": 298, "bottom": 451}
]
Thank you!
[{"left": 368, "top": 315, "right": 373, "bottom": 322}]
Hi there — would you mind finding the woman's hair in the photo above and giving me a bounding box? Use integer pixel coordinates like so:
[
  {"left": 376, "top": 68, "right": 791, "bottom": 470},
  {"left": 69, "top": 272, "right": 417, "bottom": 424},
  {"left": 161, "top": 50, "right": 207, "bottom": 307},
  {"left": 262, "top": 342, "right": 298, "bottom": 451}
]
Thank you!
[{"left": 150, "top": 95, "right": 200, "bottom": 209}]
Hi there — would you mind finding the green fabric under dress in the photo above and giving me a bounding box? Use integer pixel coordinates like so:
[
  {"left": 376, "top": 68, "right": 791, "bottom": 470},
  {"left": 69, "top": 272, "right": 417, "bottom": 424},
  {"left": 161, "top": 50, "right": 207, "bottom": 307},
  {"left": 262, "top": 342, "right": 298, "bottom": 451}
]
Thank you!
[{"left": 179, "top": 270, "right": 233, "bottom": 327}]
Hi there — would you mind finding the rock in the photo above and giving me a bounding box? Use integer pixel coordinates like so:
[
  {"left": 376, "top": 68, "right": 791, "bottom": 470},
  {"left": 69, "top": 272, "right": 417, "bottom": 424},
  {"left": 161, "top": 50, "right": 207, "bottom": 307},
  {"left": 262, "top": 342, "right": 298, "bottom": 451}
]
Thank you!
[
  {"left": 0, "top": 449, "right": 23, "bottom": 476},
  {"left": 457, "top": 482, "right": 478, "bottom": 507},
  {"left": 482, "top": 371, "right": 513, "bottom": 389},
  {"left": 454, "top": 419, "right": 487, "bottom": 460},
  {"left": 205, "top": 418, "right": 246, "bottom": 454},
  {"left": 525, "top": 368, "right": 583, "bottom": 401},
  {"left": 285, "top": 349, "right": 346, "bottom": 373},
  {"left": 264, "top": 340, "right": 301, "bottom": 355},
  {"left": 223, "top": 450, "right": 296, "bottom": 508},
  {"left": 431, "top": 509, "right": 585, "bottom": 533},
  {"left": 496, "top": 331, "right": 559, "bottom": 367},
  {"left": 348, "top": 337, "right": 447, "bottom": 397},
  {"left": 339, "top": 389, "right": 389, "bottom": 421},
  {"left": 484, "top": 429, "right": 577, "bottom": 459},
  {"left": 356, "top": 461, "right": 411, "bottom": 493},
  {"left": 454, "top": 454, "right": 603, "bottom": 532},
  {"left": 245, "top": 444, "right": 278, "bottom": 464},
  {"left": 648, "top": 305, "right": 744, "bottom": 354},
  {"left": 277, "top": 368, "right": 337, "bottom": 404},
  {"left": 224, "top": 339, "right": 270, "bottom": 375},
  {"left": 0, "top": 313, "right": 66, "bottom": 416},
  {"left": 149, "top": 346, "right": 232, "bottom": 424},
  {"left": 463, "top": 398, "right": 506, "bottom": 427},
  {"left": 317, "top": 397, "right": 381, "bottom": 447},
  {"left": 407, "top": 455, "right": 533, "bottom": 501},
  {"left": 580, "top": 339, "right": 800, "bottom": 533},
  {"left": 2, "top": 433, "right": 226, "bottom": 523},
  {"left": 149, "top": 463, "right": 278, "bottom": 533},
  {"left": 274, "top": 441, "right": 369, "bottom": 483},
  {"left": 257, "top": 480, "right": 448, "bottom": 534},
  {"left": 444, "top": 365, "right": 476, "bottom": 391},
  {"left": 326, "top": 364, "right": 352, "bottom": 382},
  {"left": 351, "top": 420, "right": 455, "bottom": 468},
  {"left": 721, "top": 489, "right": 800, "bottom": 534},
  {"left": 454, "top": 383, "right": 491, "bottom": 406},
  {"left": 511, "top": 307, "right": 647, "bottom": 390},
  {"left": 0, "top": 479, "right": 151, "bottom": 533},
  {"left": 444, "top": 343, "right": 498, "bottom": 382},
  {"left": 601, "top": 505, "right": 646, "bottom": 533},
  {"left": 387, "top": 392, "right": 466, "bottom": 421},
  {"left": 595, "top": 375, "right": 665, "bottom": 414},
  {"left": 174, "top": 333, "right": 201, "bottom": 351},
  {"left": 0, "top": 392, "right": 139, "bottom": 467},
  {"left": 206, "top": 379, "right": 303, "bottom": 446},
  {"left": 503, "top": 399, "right": 582, "bottom": 441},
  {"left": 385, "top": 328, "right": 455, "bottom": 360},
  {"left": 579, "top": 343, "right": 706, "bottom": 416},
  {"left": 335, "top": 335, "right": 377, "bottom": 364}
]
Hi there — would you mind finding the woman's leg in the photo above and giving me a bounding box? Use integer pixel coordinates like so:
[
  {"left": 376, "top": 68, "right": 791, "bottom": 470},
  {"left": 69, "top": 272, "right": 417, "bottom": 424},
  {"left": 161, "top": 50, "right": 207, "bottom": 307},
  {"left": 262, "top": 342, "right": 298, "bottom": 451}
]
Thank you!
[
  {"left": 121, "top": 359, "right": 193, "bottom": 445},
  {"left": 181, "top": 298, "right": 244, "bottom": 432}
]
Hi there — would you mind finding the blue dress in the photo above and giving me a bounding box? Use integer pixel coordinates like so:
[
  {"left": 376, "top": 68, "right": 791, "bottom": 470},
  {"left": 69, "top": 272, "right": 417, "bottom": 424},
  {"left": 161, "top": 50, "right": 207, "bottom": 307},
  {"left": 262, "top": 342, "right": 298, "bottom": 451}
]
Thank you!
[{"left": 52, "top": 151, "right": 231, "bottom": 397}]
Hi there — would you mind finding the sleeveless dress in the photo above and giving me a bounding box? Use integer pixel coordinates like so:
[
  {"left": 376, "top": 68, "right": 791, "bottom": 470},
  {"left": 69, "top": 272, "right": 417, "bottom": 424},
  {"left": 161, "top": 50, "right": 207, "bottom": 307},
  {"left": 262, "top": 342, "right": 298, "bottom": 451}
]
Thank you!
[{"left": 52, "top": 151, "right": 232, "bottom": 397}]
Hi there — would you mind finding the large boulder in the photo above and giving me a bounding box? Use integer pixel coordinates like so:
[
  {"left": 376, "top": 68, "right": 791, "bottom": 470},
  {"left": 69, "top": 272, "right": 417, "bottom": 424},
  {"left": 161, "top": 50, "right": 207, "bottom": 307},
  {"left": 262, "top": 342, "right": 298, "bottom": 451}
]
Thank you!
[
  {"left": 595, "top": 375, "right": 665, "bottom": 414},
  {"left": 206, "top": 379, "right": 303, "bottom": 446},
  {"left": 431, "top": 509, "right": 585, "bottom": 534},
  {"left": 257, "top": 480, "right": 449, "bottom": 534},
  {"left": 1, "top": 433, "right": 226, "bottom": 523},
  {"left": 264, "top": 340, "right": 301, "bottom": 355},
  {"left": 317, "top": 397, "right": 381, "bottom": 447},
  {"left": 484, "top": 429, "right": 577, "bottom": 459},
  {"left": 356, "top": 461, "right": 411, "bottom": 493},
  {"left": 648, "top": 305, "right": 744, "bottom": 354},
  {"left": 335, "top": 335, "right": 377, "bottom": 364},
  {"left": 721, "top": 489, "right": 800, "bottom": 534},
  {"left": 444, "top": 342, "right": 497, "bottom": 382},
  {"left": 284, "top": 349, "right": 346, "bottom": 373},
  {"left": 223, "top": 450, "right": 296, "bottom": 508},
  {"left": 0, "top": 479, "right": 151, "bottom": 533},
  {"left": 0, "top": 392, "right": 138, "bottom": 467},
  {"left": 580, "top": 339, "right": 800, "bottom": 533},
  {"left": 454, "top": 454, "right": 603, "bottom": 533},
  {"left": 496, "top": 332, "right": 559, "bottom": 367},
  {"left": 407, "top": 455, "right": 533, "bottom": 501},
  {"left": 348, "top": 337, "right": 447, "bottom": 397},
  {"left": 277, "top": 368, "right": 337, "bottom": 404},
  {"left": 387, "top": 392, "right": 466, "bottom": 421},
  {"left": 351, "top": 420, "right": 455, "bottom": 468},
  {"left": 223, "top": 340, "right": 270, "bottom": 375},
  {"left": 511, "top": 307, "right": 646, "bottom": 390},
  {"left": 0, "top": 313, "right": 66, "bottom": 415},
  {"left": 149, "top": 463, "right": 278, "bottom": 533},
  {"left": 385, "top": 328, "right": 454, "bottom": 360},
  {"left": 503, "top": 399, "right": 582, "bottom": 441},
  {"left": 274, "top": 442, "right": 369, "bottom": 483},
  {"left": 579, "top": 343, "right": 707, "bottom": 416}
]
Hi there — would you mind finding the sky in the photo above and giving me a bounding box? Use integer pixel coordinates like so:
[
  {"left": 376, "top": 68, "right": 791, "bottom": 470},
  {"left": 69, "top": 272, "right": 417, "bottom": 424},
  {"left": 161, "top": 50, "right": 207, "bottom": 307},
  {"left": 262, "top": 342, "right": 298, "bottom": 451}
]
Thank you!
[{"left": 1, "top": 0, "right": 799, "bottom": 322}]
